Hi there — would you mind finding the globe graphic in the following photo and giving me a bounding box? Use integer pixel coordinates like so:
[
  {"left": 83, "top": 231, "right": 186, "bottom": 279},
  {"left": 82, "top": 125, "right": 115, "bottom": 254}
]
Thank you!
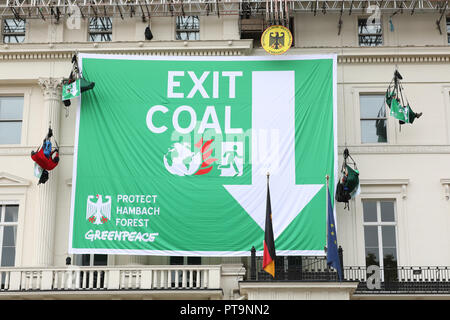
[{"left": 163, "top": 142, "right": 202, "bottom": 176}]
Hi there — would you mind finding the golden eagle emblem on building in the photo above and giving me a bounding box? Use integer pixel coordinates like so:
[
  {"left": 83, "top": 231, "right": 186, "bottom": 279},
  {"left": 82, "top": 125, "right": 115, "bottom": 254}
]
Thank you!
[
  {"left": 269, "top": 31, "right": 285, "bottom": 50},
  {"left": 261, "top": 25, "right": 293, "bottom": 55}
]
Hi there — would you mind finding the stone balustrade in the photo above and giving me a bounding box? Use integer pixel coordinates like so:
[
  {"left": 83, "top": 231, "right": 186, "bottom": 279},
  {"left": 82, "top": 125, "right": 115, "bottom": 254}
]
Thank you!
[{"left": 0, "top": 265, "right": 223, "bottom": 295}]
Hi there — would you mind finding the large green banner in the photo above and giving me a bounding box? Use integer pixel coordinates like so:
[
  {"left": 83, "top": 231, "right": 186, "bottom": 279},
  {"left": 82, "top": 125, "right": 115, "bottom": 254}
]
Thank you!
[{"left": 69, "top": 54, "right": 337, "bottom": 256}]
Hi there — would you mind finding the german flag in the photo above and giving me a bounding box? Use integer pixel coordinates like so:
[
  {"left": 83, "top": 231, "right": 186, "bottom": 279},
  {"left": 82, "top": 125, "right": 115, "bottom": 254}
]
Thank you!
[{"left": 263, "top": 181, "right": 276, "bottom": 278}]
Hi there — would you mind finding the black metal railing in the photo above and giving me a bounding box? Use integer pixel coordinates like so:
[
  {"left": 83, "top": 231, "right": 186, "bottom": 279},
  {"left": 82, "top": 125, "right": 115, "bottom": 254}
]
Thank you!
[
  {"left": 345, "top": 266, "right": 450, "bottom": 294},
  {"left": 246, "top": 247, "right": 450, "bottom": 294},
  {"left": 250, "top": 255, "right": 341, "bottom": 281},
  {"left": 247, "top": 246, "right": 343, "bottom": 282}
]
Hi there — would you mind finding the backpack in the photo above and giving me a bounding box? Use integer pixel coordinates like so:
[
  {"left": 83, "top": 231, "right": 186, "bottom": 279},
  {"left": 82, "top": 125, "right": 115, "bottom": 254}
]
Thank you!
[
  {"left": 145, "top": 27, "right": 153, "bottom": 40},
  {"left": 335, "top": 181, "right": 351, "bottom": 204},
  {"left": 335, "top": 148, "right": 360, "bottom": 209}
]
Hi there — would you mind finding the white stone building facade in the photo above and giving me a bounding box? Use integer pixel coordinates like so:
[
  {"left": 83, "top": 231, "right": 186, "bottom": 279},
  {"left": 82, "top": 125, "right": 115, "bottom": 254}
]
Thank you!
[{"left": 0, "top": 0, "right": 450, "bottom": 300}]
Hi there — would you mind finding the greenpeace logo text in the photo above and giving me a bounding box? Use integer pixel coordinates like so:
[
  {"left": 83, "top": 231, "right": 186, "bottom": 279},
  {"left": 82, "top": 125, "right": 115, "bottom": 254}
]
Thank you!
[{"left": 85, "top": 230, "right": 159, "bottom": 242}]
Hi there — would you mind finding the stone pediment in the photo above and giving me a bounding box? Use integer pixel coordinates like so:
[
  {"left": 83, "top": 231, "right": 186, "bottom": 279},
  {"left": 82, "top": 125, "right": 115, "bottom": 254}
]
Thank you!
[{"left": 0, "top": 172, "right": 30, "bottom": 187}]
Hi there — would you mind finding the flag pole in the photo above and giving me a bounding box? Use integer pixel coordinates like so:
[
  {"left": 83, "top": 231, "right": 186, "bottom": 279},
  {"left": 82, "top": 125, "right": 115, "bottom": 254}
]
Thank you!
[
  {"left": 325, "top": 174, "right": 329, "bottom": 253},
  {"left": 264, "top": 171, "right": 276, "bottom": 279}
]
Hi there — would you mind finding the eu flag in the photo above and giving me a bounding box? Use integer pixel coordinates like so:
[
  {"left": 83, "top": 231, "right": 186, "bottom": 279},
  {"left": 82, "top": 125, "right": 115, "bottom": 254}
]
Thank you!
[{"left": 327, "top": 187, "right": 343, "bottom": 281}]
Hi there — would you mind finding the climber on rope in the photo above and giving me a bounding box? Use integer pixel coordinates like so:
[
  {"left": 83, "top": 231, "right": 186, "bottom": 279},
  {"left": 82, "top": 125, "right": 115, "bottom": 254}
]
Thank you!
[
  {"left": 335, "top": 148, "right": 360, "bottom": 210},
  {"left": 62, "top": 54, "right": 95, "bottom": 108},
  {"left": 385, "top": 69, "right": 422, "bottom": 126},
  {"left": 385, "top": 91, "right": 422, "bottom": 125},
  {"left": 31, "top": 127, "right": 60, "bottom": 184}
]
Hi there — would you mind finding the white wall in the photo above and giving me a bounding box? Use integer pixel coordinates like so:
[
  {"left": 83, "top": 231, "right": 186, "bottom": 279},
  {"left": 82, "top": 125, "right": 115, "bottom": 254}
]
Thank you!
[{"left": 0, "top": 12, "right": 449, "bottom": 269}]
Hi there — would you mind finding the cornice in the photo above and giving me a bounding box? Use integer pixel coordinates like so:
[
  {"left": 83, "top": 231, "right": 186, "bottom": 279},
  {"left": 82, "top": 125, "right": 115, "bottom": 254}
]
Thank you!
[
  {"left": 360, "top": 179, "right": 410, "bottom": 186},
  {"left": 0, "top": 172, "right": 30, "bottom": 187},
  {"left": 1, "top": 42, "right": 450, "bottom": 62},
  {"left": 337, "top": 54, "right": 450, "bottom": 64},
  {"left": 239, "top": 281, "right": 359, "bottom": 290},
  {"left": 338, "top": 145, "right": 450, "bottom": 155},
  {"left": 359, "top": 178, "right": 409, "bottom": 199},
  {"left": 0, "top": 40, "right": 254, "bottom": 61},
  {"left": 262, "top": 46, "right": 450, "bottom": 63}
]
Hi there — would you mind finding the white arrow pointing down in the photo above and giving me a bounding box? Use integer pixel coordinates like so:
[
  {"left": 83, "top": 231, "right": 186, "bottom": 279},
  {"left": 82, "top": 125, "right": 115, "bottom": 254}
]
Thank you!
[{"left": 224, "top": 71, "right": 323, "bottom": 240}]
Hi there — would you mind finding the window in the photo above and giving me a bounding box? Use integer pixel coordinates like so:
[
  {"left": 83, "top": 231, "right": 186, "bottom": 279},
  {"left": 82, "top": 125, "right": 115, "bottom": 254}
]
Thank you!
[
  {"left": 74, "top": 254, "right": 108, "bottom": 266},
  {"left": 358, "top": 18, "right": 382, "bottom": 46},
  {"left": 0, "top": 204, "right": 18, "bottom": 267},
  {"left": 176, "top": 16, "right": 200, "bottom": 40},
  {"left": 362, "top": 200, "right": 397, "bottom": 273},
  {"left": 88, "top": 17, "right": 112, "bottom": 42},
  {"left": 170, "top": 256, "right": 201, "bottom": 265},
  {"left": 2, "top": 19, "right": 25, "bottom": 43},
  {"left": 447, "top": 17, "right": 450, "bottom": 44},
  {"left": 239, "top": 17, "right": 264, "bottom": 48},
  {"left": 0, "top": 96, "right": 24, "bottom": 144},
  {"left": 360, "top": 94, "right": 387, "bottom": 143}
]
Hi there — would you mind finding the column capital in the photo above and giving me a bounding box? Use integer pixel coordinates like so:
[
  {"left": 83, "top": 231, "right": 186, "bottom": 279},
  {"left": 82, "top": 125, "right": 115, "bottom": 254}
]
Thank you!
[{"left": 38, "top": 77, "right": 63, "bottom": 100}]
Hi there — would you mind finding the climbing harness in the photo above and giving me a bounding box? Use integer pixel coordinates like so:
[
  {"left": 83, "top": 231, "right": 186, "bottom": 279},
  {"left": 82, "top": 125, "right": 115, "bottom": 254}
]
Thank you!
[
  {"left": 31, "top": 127, "right": 60, "bottom": 184},
  {"left": 335, "top": 148, "right": 360, "bottom": 210}
]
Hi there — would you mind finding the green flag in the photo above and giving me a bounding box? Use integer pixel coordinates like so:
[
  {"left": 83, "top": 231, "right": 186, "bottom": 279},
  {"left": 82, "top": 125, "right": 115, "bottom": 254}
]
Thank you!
[
  {"left": 388, "top": 92, "right": 409, "bottom": 123},
  {"left": 62, "top": 79, "right": 81, "bottom": 101},
  {"left": 69, "top": 54, "right": 337, "bottom": 256}
]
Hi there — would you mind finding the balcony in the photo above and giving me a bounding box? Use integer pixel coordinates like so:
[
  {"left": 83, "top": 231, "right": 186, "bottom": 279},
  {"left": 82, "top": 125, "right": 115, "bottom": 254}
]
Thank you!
[
  {"left": 1, "top": 259, "right": 449, "bottom": 299},
  {"left": 0, "top": 265, "right": 225, "bottom": 299},
  {"left": 244, "top": 254, "right": 450, "bottom": 297},
  {"left": 346, "top": 266, "right": 450, "bottom": 296}
]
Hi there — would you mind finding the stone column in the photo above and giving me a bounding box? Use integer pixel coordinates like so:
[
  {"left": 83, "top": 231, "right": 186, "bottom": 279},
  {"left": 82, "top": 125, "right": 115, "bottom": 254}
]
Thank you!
[{"left": 34, "top": 77, "right": 62, "bottom": 267}]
